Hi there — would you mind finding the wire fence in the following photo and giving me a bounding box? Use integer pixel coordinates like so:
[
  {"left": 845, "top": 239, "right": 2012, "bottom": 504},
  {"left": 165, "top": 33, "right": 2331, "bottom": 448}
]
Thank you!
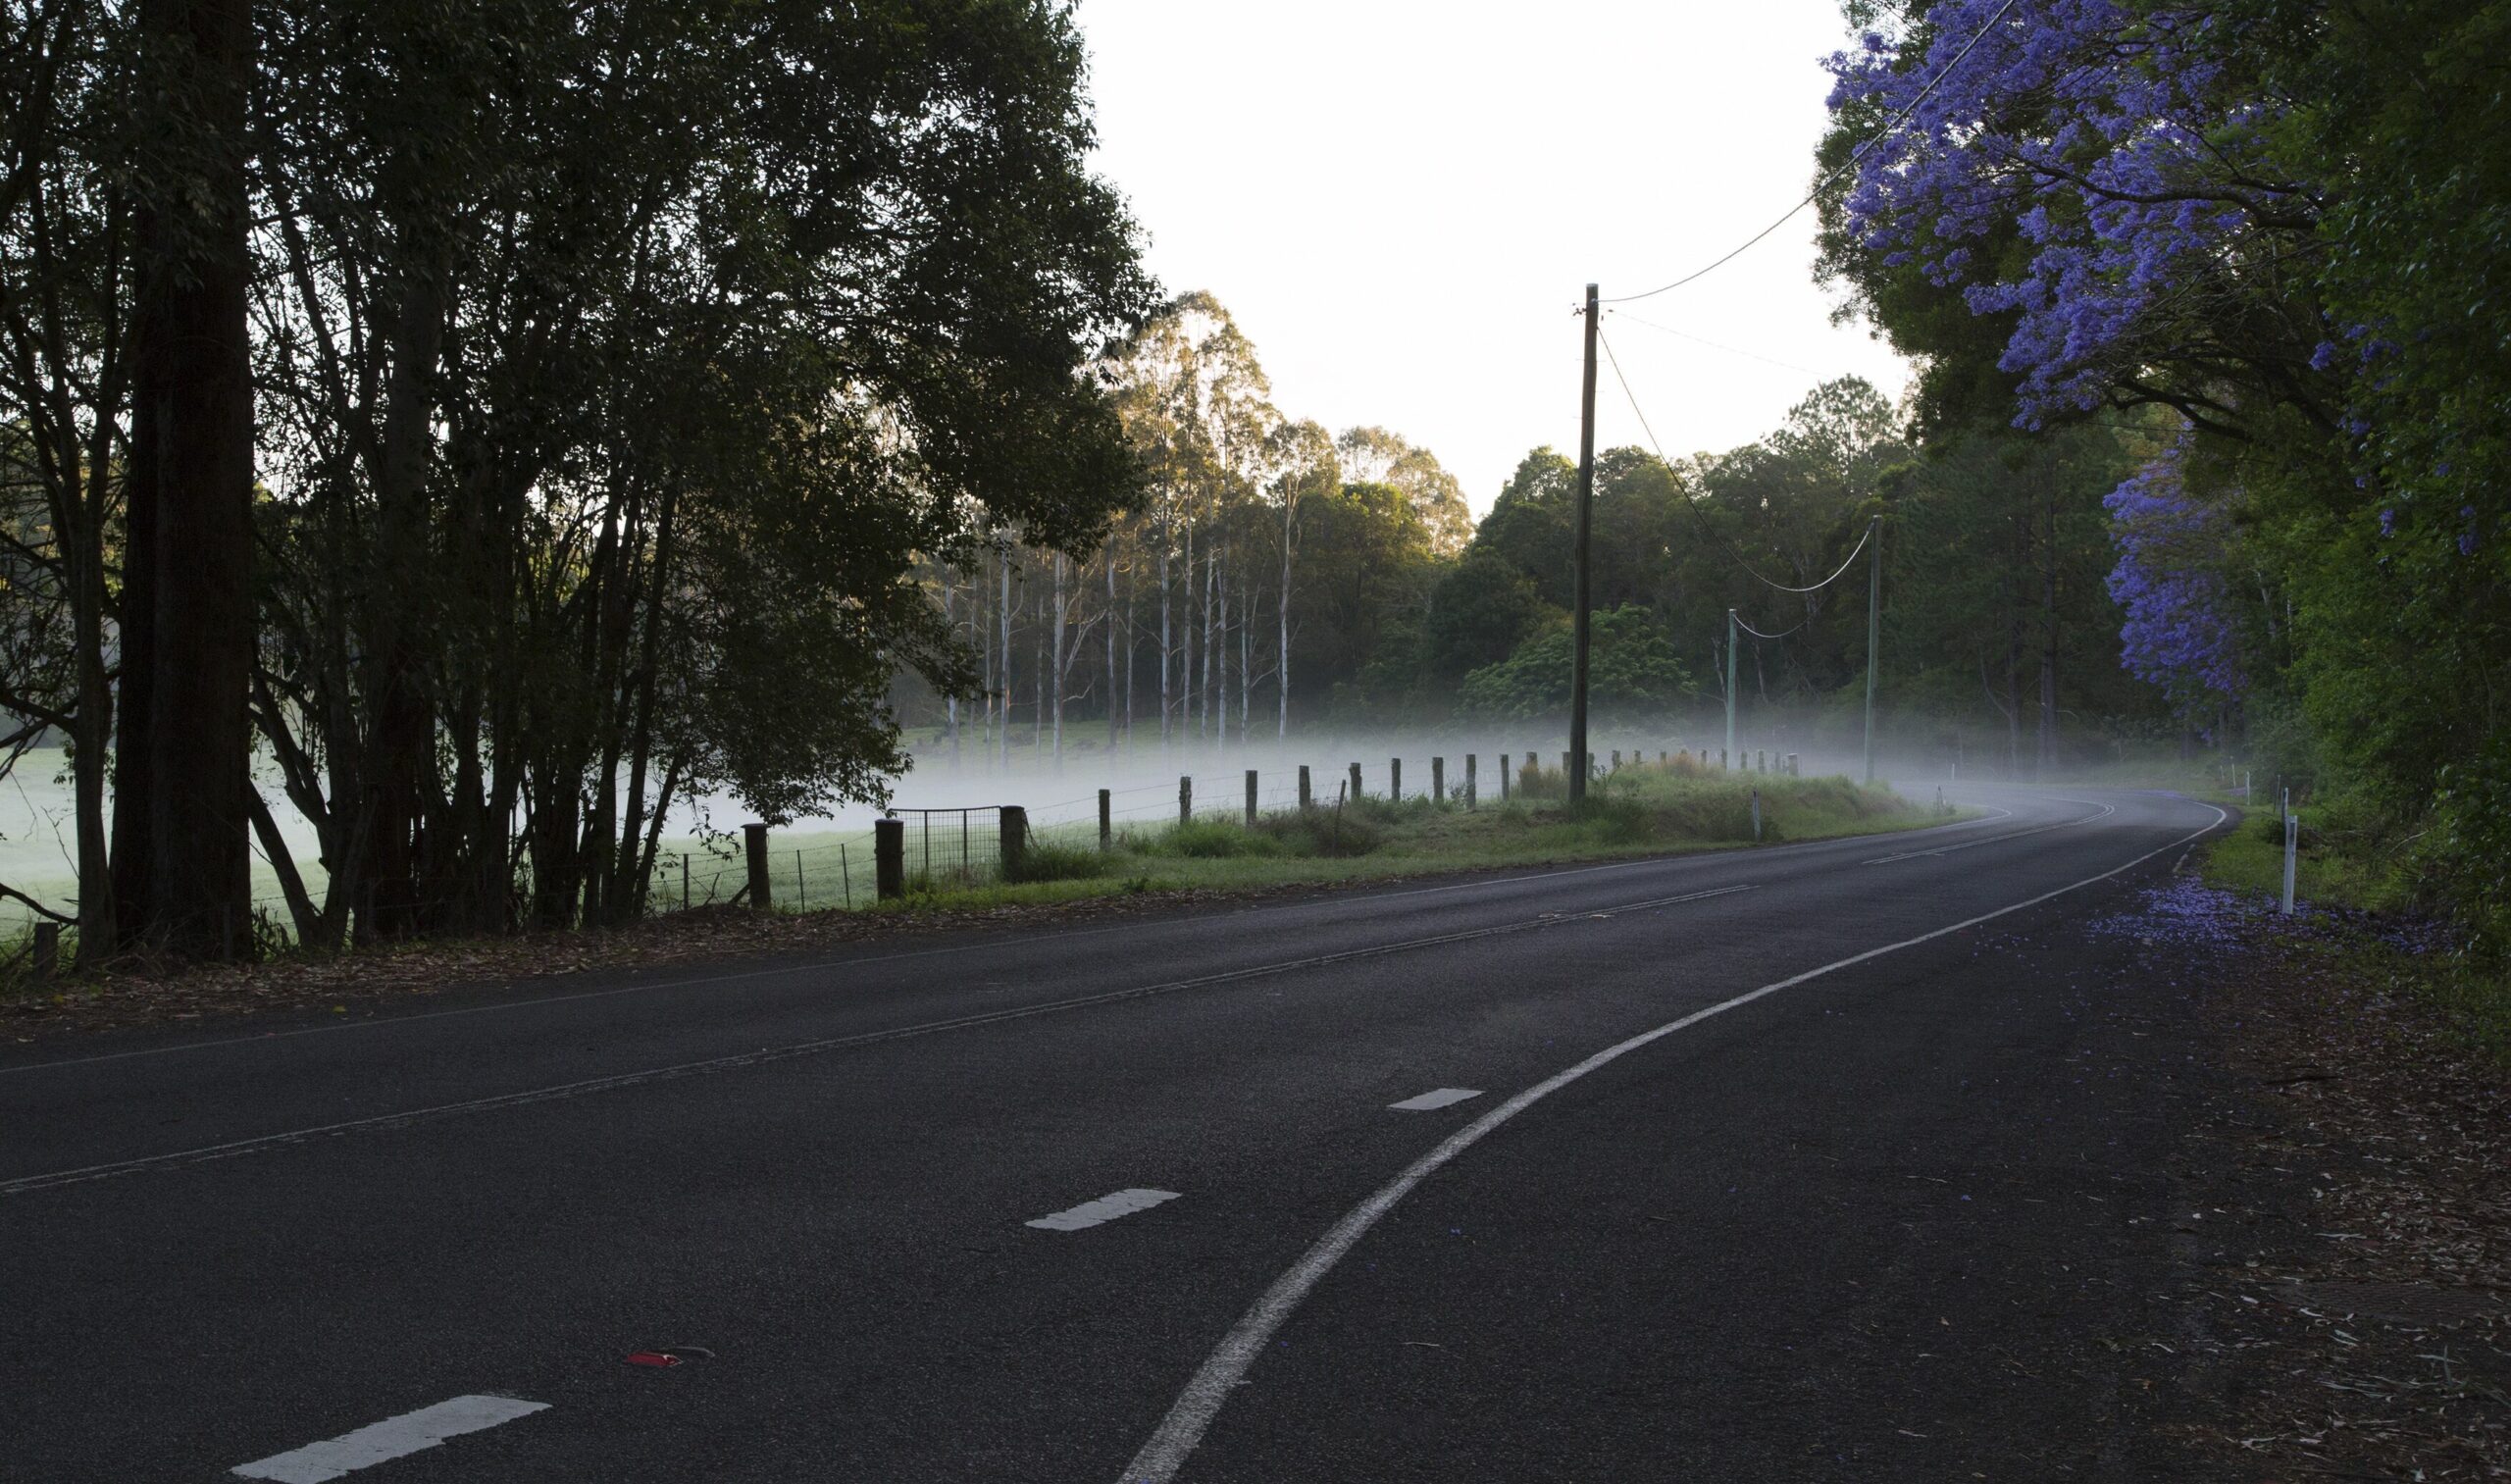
[{"left": 13, "top": 736, "right": 1785, "bottom": 953}]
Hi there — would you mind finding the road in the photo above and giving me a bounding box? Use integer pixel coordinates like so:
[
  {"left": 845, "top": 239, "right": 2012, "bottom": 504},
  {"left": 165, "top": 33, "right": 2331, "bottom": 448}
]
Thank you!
[{"left": 1, "top": 785, "right": 2230, "bottom": 1482}]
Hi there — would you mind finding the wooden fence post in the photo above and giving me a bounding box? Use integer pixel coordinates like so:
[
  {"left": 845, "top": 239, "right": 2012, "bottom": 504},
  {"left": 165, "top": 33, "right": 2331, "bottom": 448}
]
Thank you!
[
  {"left": 1099, "top": 789, "right": 1112, "bottom": 849},
  {"left": 1298, "top": 765, "right": 1312, "bottom": 810},
  {"left": 1349, "top": 761, "right": 1362, "bottom": 800},
  {"left": 31, "top": 922, "right": 58, "bottom": 982},
  {"left": 1245, "top": 769, "right": 1258, "bottom": 826},
  {"left": 999, "top": 805, "right": 1028, "bottom": 882},
  {"left": 1464, "top": 753, "right": 1477, "bottom": 810},
  {"left": 875, "top": 818, "right": 905, "bottom": 899},
  {"left": 1180, "top": 774, "right": 1193, "bottom": 825},
  {"left": 743, "top": 822, "right": 773, "bottom": 910},
  {"left": 1431, "top": 756, "right": 1445, "bottom": 803},
  {"left": 1390, "top": 757, "right": 1402, "bottom": 798}
]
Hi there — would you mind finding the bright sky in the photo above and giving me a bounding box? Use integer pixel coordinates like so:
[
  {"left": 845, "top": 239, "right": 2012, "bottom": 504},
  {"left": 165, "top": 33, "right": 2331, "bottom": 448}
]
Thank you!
[{"left": 1075, "top": 0, "right": 1912, "bottom": 513}]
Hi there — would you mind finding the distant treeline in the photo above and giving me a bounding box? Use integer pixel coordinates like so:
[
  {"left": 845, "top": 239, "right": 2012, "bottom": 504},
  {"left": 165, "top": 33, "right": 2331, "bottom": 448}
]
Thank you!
[{"left": 897, "top": 293, "right": 2177, "bottom": 772}]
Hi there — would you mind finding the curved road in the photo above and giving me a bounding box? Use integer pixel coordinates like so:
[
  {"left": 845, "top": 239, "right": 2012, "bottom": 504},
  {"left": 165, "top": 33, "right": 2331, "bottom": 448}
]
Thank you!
[{"left": 0, "top": 785, "right": 2227, "bottom": 1482}]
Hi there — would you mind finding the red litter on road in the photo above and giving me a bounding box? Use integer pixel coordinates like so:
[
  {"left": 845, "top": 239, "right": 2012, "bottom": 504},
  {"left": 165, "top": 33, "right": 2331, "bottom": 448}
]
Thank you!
[{"left": 625, "top": 1352, "right": 682, "bottom": 1368}]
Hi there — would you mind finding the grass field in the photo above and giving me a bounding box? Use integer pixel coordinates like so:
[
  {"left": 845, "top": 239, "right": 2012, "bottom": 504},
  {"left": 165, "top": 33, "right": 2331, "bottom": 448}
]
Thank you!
[{"left": 856, "top": 758, "right": 1954, "bottom": 915}]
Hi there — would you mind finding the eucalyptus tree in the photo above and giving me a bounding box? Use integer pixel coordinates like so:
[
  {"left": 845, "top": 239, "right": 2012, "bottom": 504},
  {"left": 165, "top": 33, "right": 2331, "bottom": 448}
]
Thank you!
[{"left": 1338, "top": 426, "right": 1471, "bottom": 558}]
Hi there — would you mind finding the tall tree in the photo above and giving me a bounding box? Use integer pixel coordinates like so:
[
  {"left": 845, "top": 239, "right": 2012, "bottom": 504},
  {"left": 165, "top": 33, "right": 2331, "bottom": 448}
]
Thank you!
[{"left": 115, "top": 0, "right": 255, "bottom": 959}]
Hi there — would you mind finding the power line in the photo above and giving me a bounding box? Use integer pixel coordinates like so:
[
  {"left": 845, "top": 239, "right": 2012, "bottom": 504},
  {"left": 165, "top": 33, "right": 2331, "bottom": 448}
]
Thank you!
[
  {"left": 1605, "top": 309, "right": 1831, "bottom": 379},
  {"left": 1601, "top": 0, "right": 2025, "bottom": 305},
  {"left": 1733, "top": 614, "right": 1808, "bottom": 641},
  {"left": 1595, "top": 325, "right": 1874, "bottom": 596}
]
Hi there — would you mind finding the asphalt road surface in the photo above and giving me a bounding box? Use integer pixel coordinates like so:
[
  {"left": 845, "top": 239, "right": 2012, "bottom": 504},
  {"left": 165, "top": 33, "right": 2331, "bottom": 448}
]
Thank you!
[{"left": 2, "top": 785, "right": 2232, "bottom": 1482}]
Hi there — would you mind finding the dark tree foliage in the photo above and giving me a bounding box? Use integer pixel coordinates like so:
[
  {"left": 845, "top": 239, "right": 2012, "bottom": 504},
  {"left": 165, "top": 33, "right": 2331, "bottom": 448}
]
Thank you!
[
  {"left": 1, "top": 0, "right": 1153, "bottom": 954},
  {"left": 1819, "top": 0, "right": 2511, "bottom": 942}
]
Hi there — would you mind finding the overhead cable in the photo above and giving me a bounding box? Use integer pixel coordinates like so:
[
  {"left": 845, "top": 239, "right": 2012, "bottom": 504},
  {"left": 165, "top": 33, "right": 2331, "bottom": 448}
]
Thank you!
[
  {"left": 1595, "top": 326, "right": 1874, "bottom": 597},
  {"left": 1600, "top": 0, "right": 2025, "bottom": 304},
  {"left": 1732, "top": 614, "right": 1808, "bottom": 641}
]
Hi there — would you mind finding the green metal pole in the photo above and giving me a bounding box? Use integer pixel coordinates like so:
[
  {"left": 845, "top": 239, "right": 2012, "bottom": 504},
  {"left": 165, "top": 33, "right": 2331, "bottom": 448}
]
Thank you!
[
  {"left": 1724, "top": 607, "right": 1738, "bottom": 767},
  {"left": 1863, "top": 515, "right": 1880, "bottom": 785}
]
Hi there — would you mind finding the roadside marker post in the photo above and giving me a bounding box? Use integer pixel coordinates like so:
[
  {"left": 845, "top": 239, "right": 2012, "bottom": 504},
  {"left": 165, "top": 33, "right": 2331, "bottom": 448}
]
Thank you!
[
  {"left": 1752, "top": 789, "right": 1763, "bottom": 842},
  {"left": 2281, "top": 790, "right": 2298, "bottom": 915}
]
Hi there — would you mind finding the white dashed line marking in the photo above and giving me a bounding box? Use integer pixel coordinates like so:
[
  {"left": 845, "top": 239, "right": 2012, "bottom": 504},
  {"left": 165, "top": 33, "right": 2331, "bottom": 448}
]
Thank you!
[
  {"left": 1117, "top": 799, "right": 2230, "bottom": 1484},
  {"left": 1026, "top": 1188, "right": 1180, "bottom": 1232},
  {"left": 1388, "top": 1088, "right": 1484, "bottom": 1111},
  {"left": 231, "top": 1395, "right": 549, "bottom": 1483}
]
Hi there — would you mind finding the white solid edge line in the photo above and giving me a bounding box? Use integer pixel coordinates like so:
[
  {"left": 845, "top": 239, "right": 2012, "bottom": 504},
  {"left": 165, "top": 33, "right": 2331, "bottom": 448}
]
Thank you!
[
  {"left": 1114, "top": 799, "right": 2229, "bottom": 1484},
  {"left": 231, "top": 1395, "right": 548, "bottom": 1483},
  {"left": 0, "top": 793, "right": 2030, "bottom": 1079}
]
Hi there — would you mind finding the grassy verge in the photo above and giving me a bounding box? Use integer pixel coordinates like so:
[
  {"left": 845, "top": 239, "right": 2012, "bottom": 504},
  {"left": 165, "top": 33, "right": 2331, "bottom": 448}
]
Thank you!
[
  {"left": 2202, "top": 798, "right": 2511, "bottom": 1061},
  {"left": 864, "top": 760, "right": 1954, "bottom": 915}
]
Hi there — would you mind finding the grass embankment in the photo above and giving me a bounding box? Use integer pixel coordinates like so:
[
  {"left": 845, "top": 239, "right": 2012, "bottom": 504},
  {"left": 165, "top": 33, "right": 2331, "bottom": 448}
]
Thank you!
[
  {"left": 883, "top": 757, "right": 1950, "bottom": 913},
  {"left": 2202, "top": 796, "right": 2511, "bottom": 1060}
]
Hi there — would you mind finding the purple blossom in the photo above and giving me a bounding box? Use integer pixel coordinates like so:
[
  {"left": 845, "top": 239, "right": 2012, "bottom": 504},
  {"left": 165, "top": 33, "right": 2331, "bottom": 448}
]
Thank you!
[
  {"left": 1824, "top": 3, "right": 2293, "bottom": 425},
  {"left": 2103, "top": 445, "right": 2245, "bottom": 717}
]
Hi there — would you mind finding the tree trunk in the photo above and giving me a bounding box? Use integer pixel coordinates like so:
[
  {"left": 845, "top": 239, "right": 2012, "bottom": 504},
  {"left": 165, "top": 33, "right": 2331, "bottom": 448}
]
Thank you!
[
  {"left": 1158, "top": 535, "right": 1172, "bottom": 748},
  {"left": 1051, "top": 552, "right": 1067, "bottom": 761},
  {"left": 998, "top": 537, "right": 1012, "bottom": 770},
  {"left": 1106, "top": 539, "right": 1119, "bottom": 754},
  {"left": 1278, "top": 497, "right": 1294, "bottom": 738},
  {"left": 118, "top": 0, "right": 256, "bottom": 959}
]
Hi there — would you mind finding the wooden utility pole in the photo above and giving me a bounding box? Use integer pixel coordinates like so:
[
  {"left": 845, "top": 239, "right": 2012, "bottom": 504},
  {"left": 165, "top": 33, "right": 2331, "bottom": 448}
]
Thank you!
[{"left": 1568, "top": 283, "right": 1599, "bottom": 806}]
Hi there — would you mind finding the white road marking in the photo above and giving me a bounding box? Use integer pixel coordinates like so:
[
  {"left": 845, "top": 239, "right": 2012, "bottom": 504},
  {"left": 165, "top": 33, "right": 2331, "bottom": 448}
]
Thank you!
[
  {"left": 1863, "top": 802, "right": 2108, "bottom": 864},
  {"left": 231, "top": 1395, "right": 548, "bottom": 1483},
  {"left": 0, "top": 888, "right": 1752, "bottom": 1199},
  {"left": 1388, "top": 1088, "right": 1483, "bottom": 1111},
  {"left": 1027, "top": 1188, "right": 1179, "bottom": 1231},
  {"left": 1115, "top": 800, "right": 2229, "bottom": 1484}
]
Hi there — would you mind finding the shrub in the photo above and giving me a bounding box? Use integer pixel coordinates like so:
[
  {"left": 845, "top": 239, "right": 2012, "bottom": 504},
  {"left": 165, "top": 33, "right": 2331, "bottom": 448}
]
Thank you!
[
  {"left": 1005, "top": 841, "right": 1106, "bottom": 884},
  {"left": 1144, "top": 820, "right": 1283, "bottom": 858},
  {"left": 1252, "top": 807, "right": 1384, "bottom": 858}
]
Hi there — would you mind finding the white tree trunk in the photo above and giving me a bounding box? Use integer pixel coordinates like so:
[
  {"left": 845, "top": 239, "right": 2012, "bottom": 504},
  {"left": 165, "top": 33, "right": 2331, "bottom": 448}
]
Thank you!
[
  {"left": 1051, "top": 552, "right": 1067, "bottom": 761},
  {"left": 1106, "top": 538, "right": 1119, "bottom": 754},
  {"left": 1278, "top": 499, "right": 1294, "bottom": 738},
  {"left": 999, "top": 539, "right": 1013, "bottom": 770}
]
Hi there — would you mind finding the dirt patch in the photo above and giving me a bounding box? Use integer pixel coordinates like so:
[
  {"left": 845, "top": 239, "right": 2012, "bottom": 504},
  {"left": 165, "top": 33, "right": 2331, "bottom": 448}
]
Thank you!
[
  {"left": 0, "top": 882, "right": 1303, "bottom": 1042},
  {"left": 2167, "top": 894, "right": 2511, "bottom": 1478},
  {"left": 0, "top": 857, "right": 1611, "bottom": 1044}
]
